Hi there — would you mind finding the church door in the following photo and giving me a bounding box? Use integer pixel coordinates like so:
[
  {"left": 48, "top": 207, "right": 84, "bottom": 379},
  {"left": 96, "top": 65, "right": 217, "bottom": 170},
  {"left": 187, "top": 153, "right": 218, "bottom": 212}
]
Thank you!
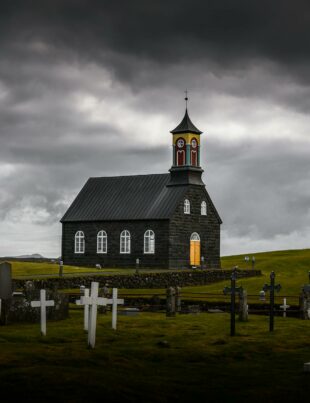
[{"left": 190, "top": 232, "right": 200, "bottom": 266}]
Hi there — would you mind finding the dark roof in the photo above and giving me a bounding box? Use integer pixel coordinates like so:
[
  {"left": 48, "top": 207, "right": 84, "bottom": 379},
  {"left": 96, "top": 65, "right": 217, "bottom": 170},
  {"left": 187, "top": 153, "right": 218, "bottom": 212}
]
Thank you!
[
  {"left": 170, "top": 109, "right": 202, "bottom": 134},
  {"left": 61, "top": 174, "right": 189, "bottom": 222}
]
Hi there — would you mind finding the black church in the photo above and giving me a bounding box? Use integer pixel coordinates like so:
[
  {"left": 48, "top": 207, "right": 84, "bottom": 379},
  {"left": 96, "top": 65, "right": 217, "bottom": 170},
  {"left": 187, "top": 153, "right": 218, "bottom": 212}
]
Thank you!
[{"left": 61, "top": 106, "right": 222, "bottom": 269}]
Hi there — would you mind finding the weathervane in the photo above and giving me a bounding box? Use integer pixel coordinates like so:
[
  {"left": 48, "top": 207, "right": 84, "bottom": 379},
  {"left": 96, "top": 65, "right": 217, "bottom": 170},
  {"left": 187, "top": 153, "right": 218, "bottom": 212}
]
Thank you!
[{"left": 184, "top": 89, "right": 189, "bottom": 108}]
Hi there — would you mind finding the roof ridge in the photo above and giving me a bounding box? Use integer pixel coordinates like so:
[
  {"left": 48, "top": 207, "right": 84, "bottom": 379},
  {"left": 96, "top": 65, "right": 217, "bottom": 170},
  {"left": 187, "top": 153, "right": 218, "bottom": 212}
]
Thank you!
[{"left": 89, "top": 173, "right": 169, "bottom": 180}]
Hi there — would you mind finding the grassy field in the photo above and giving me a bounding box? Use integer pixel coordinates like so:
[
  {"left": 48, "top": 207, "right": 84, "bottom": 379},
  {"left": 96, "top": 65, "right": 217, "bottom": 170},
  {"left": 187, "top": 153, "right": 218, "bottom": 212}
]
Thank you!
[
  {"left": 0, "top": 310, "right": 309, "bottom": 402},
  {"left": 220, "top": 248, "right": 310, "bottom": 295},
  {"left": 7, "top": 249, "right": 310, "bottom": 306},
  {"left": 9, "top": 261, "right": 173, "bottom": 278},
  {"left": 118, "top": 249, "right": 310, "bottom": 306}
]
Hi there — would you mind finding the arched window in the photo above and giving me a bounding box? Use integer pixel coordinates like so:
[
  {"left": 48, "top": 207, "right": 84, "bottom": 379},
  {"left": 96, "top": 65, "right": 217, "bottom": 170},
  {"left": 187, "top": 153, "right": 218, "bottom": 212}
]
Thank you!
[
  {"left": 144, "top": 230, "right": 155, "bottom": 254},
  {"left": 190, "top": 232, "right": 200, "bottom": 241},
  {"left": 75, "top": 231, "right": 85, "bottom": 254},
  {"left": 201, "top": 201, "right": 207, "bottom": 216},
  {"left": 120, "top": 230, "right": 131, "bottom": 254},
  {"left": 184, "top": 199, "right": 190, "bottom": 214},
  {"left": 175, "top": 137, "right": 186, "bottom": 166},
  {"left": 97, "top": 230, "right": 107, "bottom": 254},
  {"left": 190, "top": 138, "right": 198, "bottom": 166}
]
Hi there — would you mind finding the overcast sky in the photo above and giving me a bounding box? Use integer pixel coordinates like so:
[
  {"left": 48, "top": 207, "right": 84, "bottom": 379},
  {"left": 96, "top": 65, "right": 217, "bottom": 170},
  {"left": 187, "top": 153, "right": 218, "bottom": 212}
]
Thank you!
[{"left": 0, "top": 0, "right": 310, "bottom": 257}]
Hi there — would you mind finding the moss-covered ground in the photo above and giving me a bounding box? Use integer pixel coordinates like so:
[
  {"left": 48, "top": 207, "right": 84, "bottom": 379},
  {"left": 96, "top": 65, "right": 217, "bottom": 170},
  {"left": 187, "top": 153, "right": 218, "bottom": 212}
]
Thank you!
[{"left": 0, "top": 310, "right": 310, "bottom": 402}]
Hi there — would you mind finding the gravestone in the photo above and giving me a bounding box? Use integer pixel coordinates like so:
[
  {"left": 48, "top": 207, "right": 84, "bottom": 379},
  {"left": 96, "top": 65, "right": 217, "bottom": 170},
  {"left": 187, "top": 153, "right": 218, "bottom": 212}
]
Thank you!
[
  {"left": 80, "top": 282, "right": 107, "bottom": 348},
  {"left": 175, "top": 287, "right": 182, "bottom": 313},
  {"left": 166, "top": 287, "right": 176, "bottom": 317},
  {"left": 238, "top": 289, "right": 248, "bottom": 322},
  {"left": 76, "top": 288, "right": 90, "bottom": 331},
  {"left": 0, "top": 262, "right": 13, "bottom": 325},
  {"left": 280, "top": 298, "right": 290, "bottom": 318},
  {"left": 31, "top": 289, "right": 55, "bottom": 336},
  {"left": 0, "top": 261, "right": 12, "bottom": 299},
  {"left": 119, "top": 308, "right": 139, "bottom": 316},
  {"left": 106, "top": 288, "right": 124, "bottom": 330},
  {"left": 300, "top": 285, "right": 310, "bottom": 320},
  {"left": 59, "top": 260, "right": 64, "bottom": 277}
]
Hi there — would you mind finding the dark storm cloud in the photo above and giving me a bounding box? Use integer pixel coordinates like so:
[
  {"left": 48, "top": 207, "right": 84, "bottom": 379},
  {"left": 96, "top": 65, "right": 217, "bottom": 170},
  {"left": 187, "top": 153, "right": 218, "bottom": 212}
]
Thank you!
[
  {"left": 0, "top": 0, "right": 310, "bottom": 255},
  {"left": 1, "top": 0, "right": 310, "bottom": 115},
  {"left": 2, "top": 1, "right": 310, "bottom": 79}
]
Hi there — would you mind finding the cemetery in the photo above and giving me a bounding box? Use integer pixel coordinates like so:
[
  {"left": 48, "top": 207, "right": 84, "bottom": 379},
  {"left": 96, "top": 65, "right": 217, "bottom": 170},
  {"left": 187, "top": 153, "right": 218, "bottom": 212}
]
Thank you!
[{"left": 0, "top": 249, "right": 310, "bottom": 401}]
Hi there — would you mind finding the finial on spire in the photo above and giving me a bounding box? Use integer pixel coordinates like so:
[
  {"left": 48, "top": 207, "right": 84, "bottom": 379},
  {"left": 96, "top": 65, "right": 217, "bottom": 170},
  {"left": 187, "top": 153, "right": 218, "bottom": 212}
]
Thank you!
[{"left": 184, "top": 89, "right": 188, "bottom": 109}]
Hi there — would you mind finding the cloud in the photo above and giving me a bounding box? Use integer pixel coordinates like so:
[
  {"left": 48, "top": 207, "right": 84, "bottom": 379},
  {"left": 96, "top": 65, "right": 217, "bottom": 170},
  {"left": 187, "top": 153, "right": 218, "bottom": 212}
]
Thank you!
[{"left": 0, "top": 1, "right": 309, "bottom": 256}]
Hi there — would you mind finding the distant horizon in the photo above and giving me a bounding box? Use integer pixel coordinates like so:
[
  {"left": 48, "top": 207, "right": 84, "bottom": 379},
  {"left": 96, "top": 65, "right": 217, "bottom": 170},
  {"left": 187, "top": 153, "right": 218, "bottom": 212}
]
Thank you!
[{"left": 1, "top": 246, "right": 309, "bottom": 261}]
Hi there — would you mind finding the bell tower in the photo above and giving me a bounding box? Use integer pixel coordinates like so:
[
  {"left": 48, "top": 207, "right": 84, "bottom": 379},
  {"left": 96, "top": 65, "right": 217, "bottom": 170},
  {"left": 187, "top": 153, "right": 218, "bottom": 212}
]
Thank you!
[{"left": 168, "top": 94, "right": 205, "bottom": 186}]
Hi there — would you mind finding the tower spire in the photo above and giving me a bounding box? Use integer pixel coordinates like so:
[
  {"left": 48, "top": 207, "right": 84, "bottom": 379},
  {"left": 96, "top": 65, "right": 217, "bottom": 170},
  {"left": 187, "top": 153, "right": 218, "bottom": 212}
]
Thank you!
[
  {"left": 168, "top": 98, "right": 204, "bottom": 186},
  {"left": 184, "top": 89, "right": 188, "bottom": 109}
]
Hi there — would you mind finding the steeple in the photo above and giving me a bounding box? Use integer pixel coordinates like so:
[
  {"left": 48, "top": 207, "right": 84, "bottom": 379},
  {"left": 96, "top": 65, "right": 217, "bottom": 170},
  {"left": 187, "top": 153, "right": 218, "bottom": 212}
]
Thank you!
[
  {"left": 170, "top": 108, "right": 202, "bottom": 135},
  {"left": 168, "top": 96, "right": 205, "bottom": 187}
]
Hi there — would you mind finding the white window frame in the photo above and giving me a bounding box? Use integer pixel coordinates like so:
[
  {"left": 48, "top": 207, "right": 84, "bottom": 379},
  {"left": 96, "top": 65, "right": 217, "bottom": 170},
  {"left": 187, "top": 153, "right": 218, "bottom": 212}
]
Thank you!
[
  {"left": 184, "top": 199, "right": 190, "bottom": 214},
  {"left": 201, "top": 201, "right": 207, "bottom": 216},
  {"left": 144, "top": 230, "right": 155, "bottom": 254},
  {"left": 97, "top": 230, "right": 107, "bottom": 254},
  {"left": 120, "top": 230, "right": 131, "bottom": 254},
  {"left": 75, "top": 231, "right": 85, "bottom": 254}
]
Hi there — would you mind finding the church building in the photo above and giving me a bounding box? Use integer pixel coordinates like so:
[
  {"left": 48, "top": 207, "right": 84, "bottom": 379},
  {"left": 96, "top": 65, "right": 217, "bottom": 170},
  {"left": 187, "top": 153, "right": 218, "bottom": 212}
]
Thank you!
[{"left": 61, "top": 103, "right": 222, "bottom": 269}]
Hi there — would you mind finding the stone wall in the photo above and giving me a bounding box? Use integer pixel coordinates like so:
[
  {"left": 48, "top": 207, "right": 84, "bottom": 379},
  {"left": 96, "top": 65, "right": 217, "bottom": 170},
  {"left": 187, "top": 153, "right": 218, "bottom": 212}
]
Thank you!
[
  {"left": 7, "top": 290, "right": 69, "bottom": 324},
  {"left": 13, "top": 269, "right": 261, "bottom": 290},
  {"left": 169, "top": 185, "right": 221, "bottom": 269}
]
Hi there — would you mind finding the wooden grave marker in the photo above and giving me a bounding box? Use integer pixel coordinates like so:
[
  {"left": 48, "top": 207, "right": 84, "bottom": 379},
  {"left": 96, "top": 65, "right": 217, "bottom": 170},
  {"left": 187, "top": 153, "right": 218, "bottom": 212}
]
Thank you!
[
  {"left": 76, "top": 288, "right": 90, "bottom": 331},
  {"left": 31, "top": 289, "right": 55, "bottom": 336},
  {"left": 80, "top": 282, "right": 107, "bottom": 348},
  {"left": 106, "top": 288, "right": 124, "bottom": 330}
]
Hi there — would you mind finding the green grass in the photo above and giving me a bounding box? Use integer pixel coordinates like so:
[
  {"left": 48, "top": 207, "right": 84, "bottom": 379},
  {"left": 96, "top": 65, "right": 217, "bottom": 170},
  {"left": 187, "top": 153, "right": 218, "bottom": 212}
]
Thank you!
[
  {"left": 221, "top": 248, "right": 310, "bottom": 295},
  {"left": 10, "top": 249, "right": 310, "bottom": 306},
  {"left": 117, "top": 249, "right": 310, "bottom": 306},
  {"left": 0, "top": 310, "right": 309, "bottom": 402},
  {"left": 9, "top": 261, "right": 173, "bottom": 279}
]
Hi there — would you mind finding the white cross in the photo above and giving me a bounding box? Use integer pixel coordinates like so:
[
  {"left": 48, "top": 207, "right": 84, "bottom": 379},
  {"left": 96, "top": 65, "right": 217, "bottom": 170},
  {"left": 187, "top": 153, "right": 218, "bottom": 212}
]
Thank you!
[
  {"left": 80, "top": 282, "right": 107, "bottom": 348},
  {"left": 106, "top": 288, "right": 124, "bottom": 330},
  {"left": 76, "top": 288, "right": 90, "bottom": 332},
  {"left": 31, "top": 289, "right": 55, "bottom": 336},
  {"left": 280, "top": 298, "right": 290, "bottom": 318}
]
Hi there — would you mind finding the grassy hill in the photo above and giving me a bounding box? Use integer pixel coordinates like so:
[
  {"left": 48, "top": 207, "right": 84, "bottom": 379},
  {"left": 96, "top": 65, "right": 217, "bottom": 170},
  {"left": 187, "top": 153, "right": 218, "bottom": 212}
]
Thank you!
[
  {"left": 122, "top": 249, "right": 310, "bottom": 303},
  {"left": 210, "top": 248, "right": 310, "bottom": 296}
]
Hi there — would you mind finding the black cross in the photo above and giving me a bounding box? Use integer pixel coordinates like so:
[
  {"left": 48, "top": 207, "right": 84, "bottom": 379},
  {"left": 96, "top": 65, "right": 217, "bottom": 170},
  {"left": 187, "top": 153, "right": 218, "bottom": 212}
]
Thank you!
[
  {"left": 184, "top": 89, "right": 189, "bottom": 108},
  {"left": 262, "top": 271, "right": 281, "bottom": 332},
  {"left": 223, "top": 268, "right": 243, "bottom": 336}
]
